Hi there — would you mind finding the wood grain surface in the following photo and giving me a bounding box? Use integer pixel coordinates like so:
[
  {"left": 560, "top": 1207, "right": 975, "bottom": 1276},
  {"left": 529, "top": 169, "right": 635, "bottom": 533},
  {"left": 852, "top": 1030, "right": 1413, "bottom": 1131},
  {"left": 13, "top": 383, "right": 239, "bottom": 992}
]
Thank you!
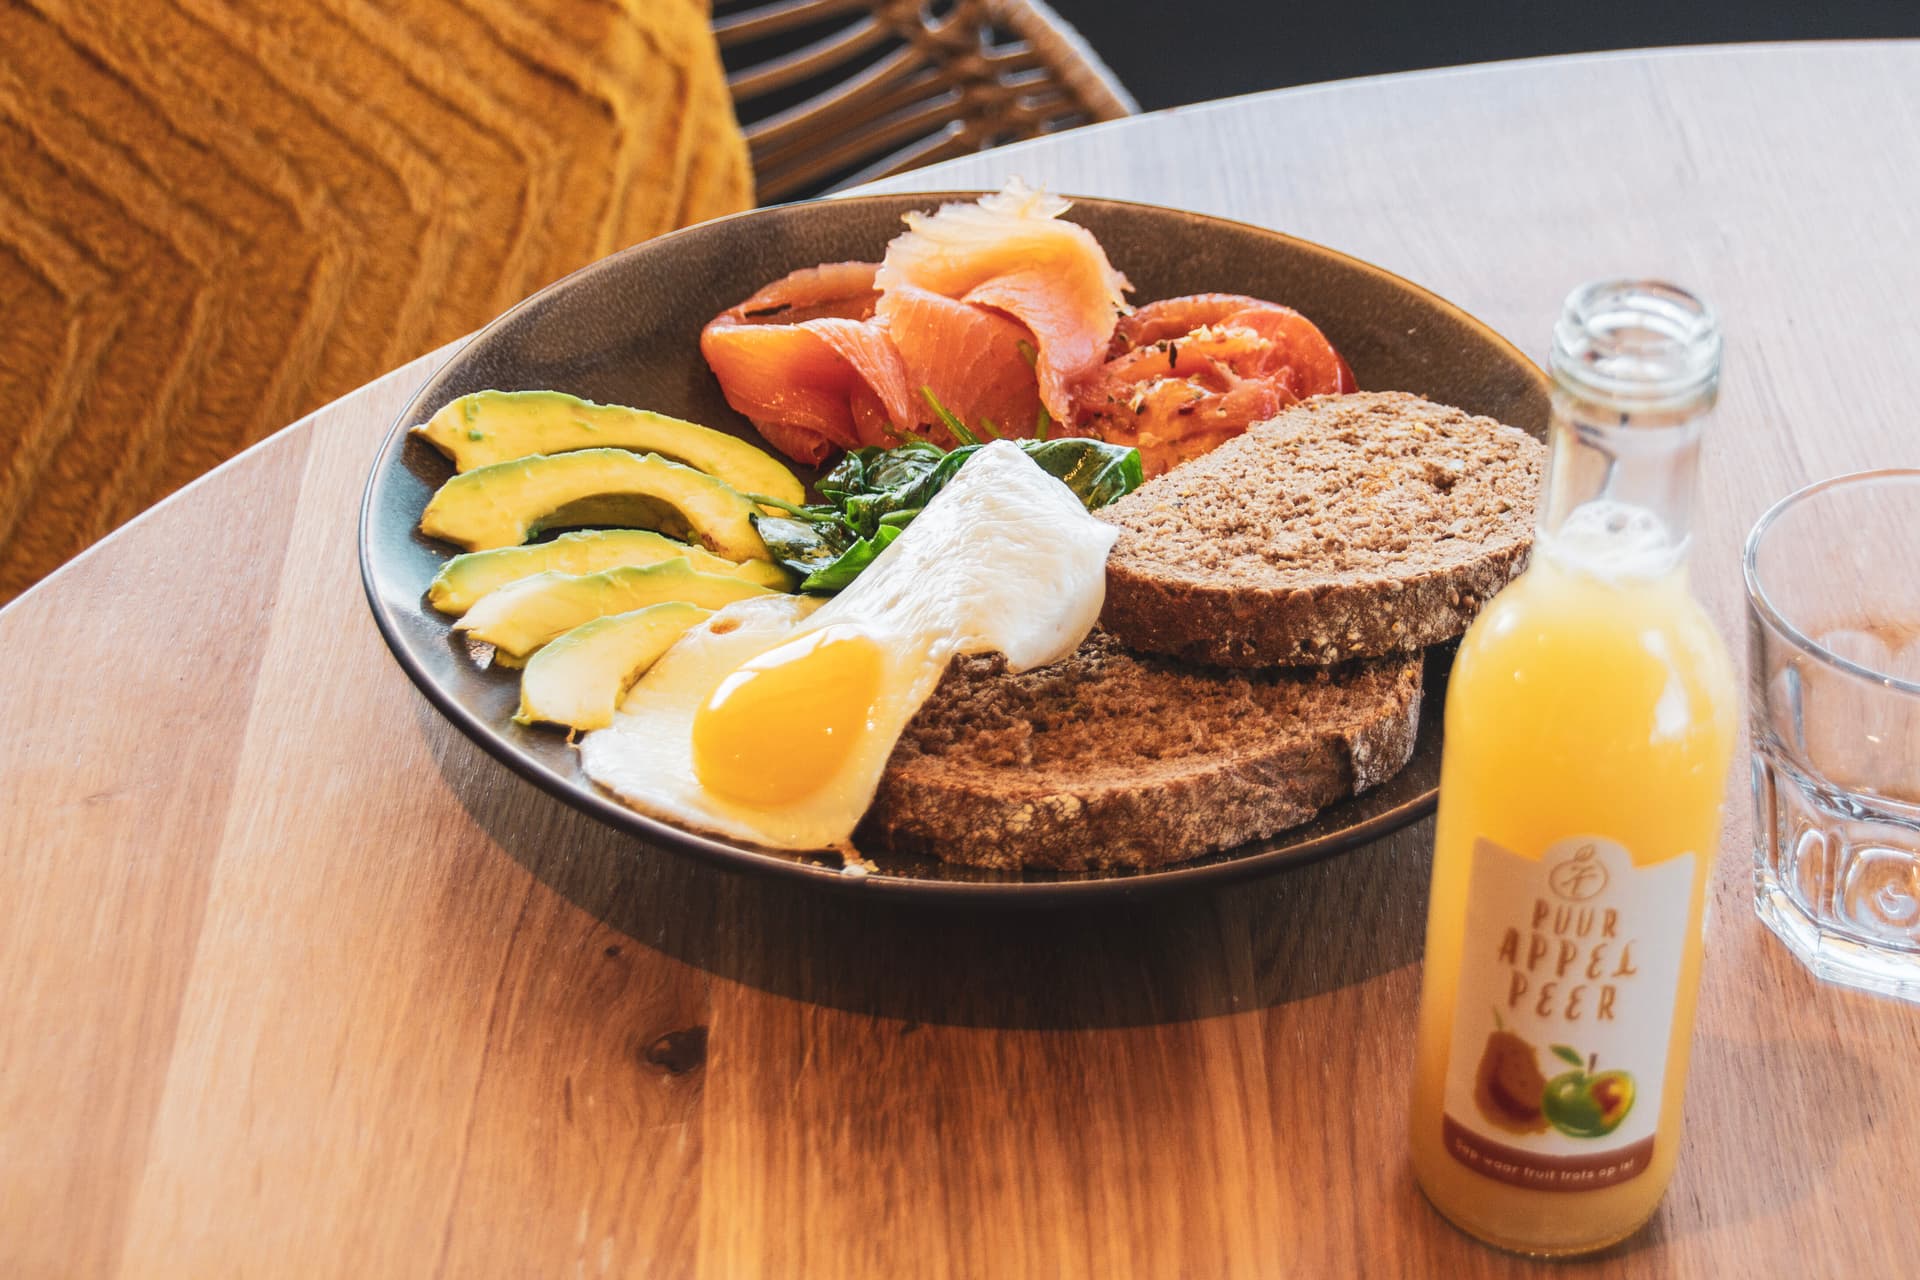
[
  {"left": 5, "top": 42, "right": 1920, "bottom": 1279},
  {"left": 0, "top": 0, "right": 750, "bottom": 607}
]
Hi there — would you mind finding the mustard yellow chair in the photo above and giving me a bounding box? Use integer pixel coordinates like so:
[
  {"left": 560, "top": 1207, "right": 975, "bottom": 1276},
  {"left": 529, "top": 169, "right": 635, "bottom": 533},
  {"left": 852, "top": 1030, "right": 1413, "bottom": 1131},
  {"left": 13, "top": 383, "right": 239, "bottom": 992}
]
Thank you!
[
  {"left": 0, "top": 0, "right": 1129, "bottom": 604},
  {"left": 0, "top": 0, "right": 751, "bottom": 603}
]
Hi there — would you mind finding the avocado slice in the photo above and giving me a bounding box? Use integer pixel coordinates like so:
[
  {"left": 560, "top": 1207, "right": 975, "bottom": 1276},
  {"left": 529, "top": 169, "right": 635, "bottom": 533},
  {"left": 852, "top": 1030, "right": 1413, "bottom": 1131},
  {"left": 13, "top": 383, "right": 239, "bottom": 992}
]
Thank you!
[
  {"left": 428, "top": 529, "right": 792, "bottom": 616},
  {"left": 413, "top": 390, "right": 806, "bottom": 506},
  {"left": 455, "top": 559, "right": 774, "bottom": 665},
  {"left": 419, "top": 449, "right": 768, "bottom": 561},
  {"left": 513, "top": 602, "right": 713, "bottom": 731}
]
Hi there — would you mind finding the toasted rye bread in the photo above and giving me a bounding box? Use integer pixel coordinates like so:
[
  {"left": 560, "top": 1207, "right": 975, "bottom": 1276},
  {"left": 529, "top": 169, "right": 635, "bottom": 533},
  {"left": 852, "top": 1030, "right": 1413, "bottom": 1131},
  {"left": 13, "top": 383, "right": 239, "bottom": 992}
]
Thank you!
[
  {"left": 1098, "top": 391, "right": 1546, "bottom": 667},
  {"left": 858, "top": 632, "right": 1422, "bottom": 871}
]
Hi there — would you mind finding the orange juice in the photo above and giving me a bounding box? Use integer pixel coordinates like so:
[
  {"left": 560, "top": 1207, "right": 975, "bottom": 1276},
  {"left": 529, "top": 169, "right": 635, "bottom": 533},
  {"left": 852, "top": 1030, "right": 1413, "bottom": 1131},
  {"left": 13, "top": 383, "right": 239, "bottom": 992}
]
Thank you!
[{"left": 1409, "top": 282, "right": 1737, "bottom": 1255}]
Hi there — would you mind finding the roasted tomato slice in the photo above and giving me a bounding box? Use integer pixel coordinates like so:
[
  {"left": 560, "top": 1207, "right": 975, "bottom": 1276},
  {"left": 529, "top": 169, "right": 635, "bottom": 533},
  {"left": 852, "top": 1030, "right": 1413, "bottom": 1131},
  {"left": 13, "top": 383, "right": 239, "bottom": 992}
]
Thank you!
[{"left": 1074, "top": 293, "right": 1353, "bottom": 475}]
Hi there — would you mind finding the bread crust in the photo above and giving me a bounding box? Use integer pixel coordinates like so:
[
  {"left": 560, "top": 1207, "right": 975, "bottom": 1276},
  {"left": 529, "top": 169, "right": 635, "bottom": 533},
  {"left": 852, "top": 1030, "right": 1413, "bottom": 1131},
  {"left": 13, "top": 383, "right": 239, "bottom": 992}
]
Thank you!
[
  {"left": 1098, "top": 391, "right": 1545, "bottom": 667},
  {"left": 859, "top": 635, "right": 1422, "bottom": 871},
  {"left": 1102, "top": 542, "right": 1528, "bottom": 667}
]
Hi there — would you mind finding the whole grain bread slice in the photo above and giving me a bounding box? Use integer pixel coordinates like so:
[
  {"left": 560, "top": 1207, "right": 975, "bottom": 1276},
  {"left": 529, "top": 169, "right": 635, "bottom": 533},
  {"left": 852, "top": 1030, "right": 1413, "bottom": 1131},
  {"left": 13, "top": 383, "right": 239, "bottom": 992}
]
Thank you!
[
  {"left": 858, "top": 631, "right": 1422, "bottom": 871},
  {"left": 1098, "top": 391, "right": 1546, "bottom": 667}
]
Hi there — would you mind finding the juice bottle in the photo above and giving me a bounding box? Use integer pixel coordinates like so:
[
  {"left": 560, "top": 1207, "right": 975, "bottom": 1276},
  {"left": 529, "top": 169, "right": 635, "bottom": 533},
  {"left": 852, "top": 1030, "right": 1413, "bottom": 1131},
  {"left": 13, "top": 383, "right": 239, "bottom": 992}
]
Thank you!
[{"left": 1408, "top": 281, "right": 1739, "bottom": 1255}]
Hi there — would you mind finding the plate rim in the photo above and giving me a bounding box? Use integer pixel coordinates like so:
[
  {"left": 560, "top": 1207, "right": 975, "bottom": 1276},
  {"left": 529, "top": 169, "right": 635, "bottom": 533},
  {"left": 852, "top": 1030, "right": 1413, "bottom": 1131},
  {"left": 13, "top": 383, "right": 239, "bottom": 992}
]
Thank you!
[{"left": 357, "top": 189, "right": 1547, "bottom": 904}]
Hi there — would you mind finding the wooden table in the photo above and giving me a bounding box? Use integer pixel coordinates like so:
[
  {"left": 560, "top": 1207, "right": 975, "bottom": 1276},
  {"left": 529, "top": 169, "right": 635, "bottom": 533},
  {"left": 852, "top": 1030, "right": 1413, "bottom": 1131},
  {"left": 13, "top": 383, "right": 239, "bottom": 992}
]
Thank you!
[{"left": 6, "top": 43, "right": 1918, "bottom": 1277}]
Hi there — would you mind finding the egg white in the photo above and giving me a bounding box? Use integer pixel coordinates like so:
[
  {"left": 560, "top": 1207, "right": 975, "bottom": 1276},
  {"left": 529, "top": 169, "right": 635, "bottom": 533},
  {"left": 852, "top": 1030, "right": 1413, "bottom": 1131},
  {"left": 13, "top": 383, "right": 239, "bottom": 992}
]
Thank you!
[{"left": 577, "top": 441, "right": 1116, "bottom": 852}]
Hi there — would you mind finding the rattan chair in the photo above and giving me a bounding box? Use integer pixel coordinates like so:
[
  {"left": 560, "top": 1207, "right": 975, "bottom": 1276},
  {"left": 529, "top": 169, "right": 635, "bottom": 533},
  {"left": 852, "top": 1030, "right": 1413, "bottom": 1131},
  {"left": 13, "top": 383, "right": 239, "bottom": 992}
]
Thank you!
[{"left": 717, "top": 0, "right": 1137, "bottom": 202}]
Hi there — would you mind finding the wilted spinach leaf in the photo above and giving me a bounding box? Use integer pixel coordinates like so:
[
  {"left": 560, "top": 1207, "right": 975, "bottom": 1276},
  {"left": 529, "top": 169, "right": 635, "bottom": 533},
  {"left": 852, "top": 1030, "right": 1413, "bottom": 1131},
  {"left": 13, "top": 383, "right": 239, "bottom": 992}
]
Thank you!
[{"left": 751, "top": 419, "right": 1142, "bottom": 592}]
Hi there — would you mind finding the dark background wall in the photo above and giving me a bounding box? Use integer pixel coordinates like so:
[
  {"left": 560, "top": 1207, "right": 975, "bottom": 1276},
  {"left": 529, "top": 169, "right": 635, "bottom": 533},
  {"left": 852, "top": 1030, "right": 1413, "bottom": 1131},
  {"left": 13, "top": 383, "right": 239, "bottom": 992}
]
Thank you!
[{"left": 1042, "top": 0, "right": 1920, "bottom": 111}]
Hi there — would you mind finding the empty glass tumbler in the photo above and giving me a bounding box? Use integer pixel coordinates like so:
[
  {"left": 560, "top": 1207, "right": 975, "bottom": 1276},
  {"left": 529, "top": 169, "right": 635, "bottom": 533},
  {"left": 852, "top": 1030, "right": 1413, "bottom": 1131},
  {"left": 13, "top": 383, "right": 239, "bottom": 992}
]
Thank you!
[{"left": 1747, "top": 469, "right": 1920, "bottom": 1001}]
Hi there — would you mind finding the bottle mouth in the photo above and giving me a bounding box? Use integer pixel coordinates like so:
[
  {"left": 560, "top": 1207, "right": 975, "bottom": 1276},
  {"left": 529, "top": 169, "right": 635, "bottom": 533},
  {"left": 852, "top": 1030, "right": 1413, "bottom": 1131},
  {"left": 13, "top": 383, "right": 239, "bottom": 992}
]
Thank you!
[{"left": 1551, "top": 280, "right": 1722, "bottom": 409}]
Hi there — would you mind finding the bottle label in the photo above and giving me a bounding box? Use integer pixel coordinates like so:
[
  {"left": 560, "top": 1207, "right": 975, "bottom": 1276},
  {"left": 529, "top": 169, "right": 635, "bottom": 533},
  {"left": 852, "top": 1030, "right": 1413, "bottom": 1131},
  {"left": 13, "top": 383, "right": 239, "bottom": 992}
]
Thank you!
[{"left": 1438, "top": 835, "right": 1694, "bottom": 1192}]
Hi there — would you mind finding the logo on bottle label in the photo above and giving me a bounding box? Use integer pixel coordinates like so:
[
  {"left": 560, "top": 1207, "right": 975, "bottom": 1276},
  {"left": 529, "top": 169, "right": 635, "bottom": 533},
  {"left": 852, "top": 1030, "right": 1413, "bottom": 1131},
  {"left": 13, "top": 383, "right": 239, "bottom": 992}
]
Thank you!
[{"left": 1438, "top": 835, "right": 1694, "bottom": 1191}]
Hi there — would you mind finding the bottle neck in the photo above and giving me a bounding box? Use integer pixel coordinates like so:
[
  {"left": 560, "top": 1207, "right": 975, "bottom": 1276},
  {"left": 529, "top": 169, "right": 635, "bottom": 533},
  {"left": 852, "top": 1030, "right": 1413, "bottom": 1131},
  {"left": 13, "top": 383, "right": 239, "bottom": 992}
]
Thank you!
[
  {"left": 1536, "top": 387, "right": 1707, "bottom": 578},
  {"left": 1535, "top": 281, "right": 1721, "bottom": 582}
]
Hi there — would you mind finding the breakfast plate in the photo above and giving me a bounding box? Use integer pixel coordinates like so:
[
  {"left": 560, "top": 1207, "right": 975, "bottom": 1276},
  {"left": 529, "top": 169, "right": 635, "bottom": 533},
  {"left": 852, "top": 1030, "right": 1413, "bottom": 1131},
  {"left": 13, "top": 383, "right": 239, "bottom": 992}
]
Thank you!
[{"left": 359, "top": 192, "right": 1548, "bottom": 902}]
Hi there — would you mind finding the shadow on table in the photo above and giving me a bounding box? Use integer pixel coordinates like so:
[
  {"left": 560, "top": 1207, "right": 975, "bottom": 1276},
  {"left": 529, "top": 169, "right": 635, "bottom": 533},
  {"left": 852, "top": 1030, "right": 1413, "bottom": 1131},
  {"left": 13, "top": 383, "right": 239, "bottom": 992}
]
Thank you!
[
  {"left": 421, "top": 698, "right": 1433, "bottom": 1029},
  {"left": 1561, "top": 1026, "right": 1886, "bottom": 1265},
  {"left": 1672, "top": 1025, "right": 1888, "bottom": 1230}
]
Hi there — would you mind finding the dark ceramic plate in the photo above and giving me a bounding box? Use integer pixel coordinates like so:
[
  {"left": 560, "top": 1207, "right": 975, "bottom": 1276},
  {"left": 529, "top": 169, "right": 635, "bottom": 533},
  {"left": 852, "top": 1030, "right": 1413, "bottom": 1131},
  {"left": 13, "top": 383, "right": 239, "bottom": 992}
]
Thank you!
[{"left": 359, "top": 192, "right": 1549, "bottom": 903}]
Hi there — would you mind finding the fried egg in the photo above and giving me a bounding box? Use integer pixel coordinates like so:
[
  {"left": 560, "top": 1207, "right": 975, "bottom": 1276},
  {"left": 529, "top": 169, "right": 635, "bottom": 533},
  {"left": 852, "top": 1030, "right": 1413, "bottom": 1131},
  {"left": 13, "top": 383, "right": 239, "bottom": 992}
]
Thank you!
[{"left": 577, "top": 440, "right": 1116, "bottom": 851}]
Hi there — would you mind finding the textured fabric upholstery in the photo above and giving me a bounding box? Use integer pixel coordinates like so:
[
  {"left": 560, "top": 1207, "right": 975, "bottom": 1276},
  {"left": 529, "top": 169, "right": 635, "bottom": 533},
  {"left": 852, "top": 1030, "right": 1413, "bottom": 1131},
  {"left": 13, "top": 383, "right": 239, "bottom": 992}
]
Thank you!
[{"left": 0, "top": 0, "right": 752, "bottom": 603}]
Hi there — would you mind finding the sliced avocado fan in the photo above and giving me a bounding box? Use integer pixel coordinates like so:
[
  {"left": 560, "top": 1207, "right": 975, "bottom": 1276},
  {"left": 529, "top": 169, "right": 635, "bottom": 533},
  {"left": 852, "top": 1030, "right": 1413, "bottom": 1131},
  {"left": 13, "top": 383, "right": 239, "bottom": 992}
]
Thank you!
[
  {"left": 455, "top": 559, "right": 773, "bottom": 665},
  {"left": 413, "top": 390, "right": 806, "bottom": 507},
  {"left": 513, "top": 602, "right": 713, "bottom": 732},
  {"left": 419, "top": 449, "right": 768, "bottom": 561},
  {"left": 428, "top": 529, "right": 792, "bottom": 616}
]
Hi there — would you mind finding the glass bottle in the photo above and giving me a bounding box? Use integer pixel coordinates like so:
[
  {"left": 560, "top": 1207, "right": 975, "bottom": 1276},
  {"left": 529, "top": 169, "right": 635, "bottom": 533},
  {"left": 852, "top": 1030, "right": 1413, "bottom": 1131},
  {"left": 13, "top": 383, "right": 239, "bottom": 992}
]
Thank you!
[{"left": 1407, "top": 281, "right": 1739, "bottom": 1255}]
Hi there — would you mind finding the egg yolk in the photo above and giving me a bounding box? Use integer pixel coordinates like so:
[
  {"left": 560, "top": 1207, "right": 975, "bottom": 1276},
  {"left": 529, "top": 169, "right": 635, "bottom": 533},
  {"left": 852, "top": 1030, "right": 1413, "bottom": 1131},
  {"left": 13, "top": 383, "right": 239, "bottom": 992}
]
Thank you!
[{"left": 690, "top": 625, "right": 886, "bottom": 806}]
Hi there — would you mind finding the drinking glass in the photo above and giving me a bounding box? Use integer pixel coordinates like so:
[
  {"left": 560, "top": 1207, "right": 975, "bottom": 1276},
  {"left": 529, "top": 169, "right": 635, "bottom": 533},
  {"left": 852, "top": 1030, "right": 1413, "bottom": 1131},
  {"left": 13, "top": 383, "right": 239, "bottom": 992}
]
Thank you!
[{"left": 1747, "top": 469, "right": 1920, "bottom": 1001}]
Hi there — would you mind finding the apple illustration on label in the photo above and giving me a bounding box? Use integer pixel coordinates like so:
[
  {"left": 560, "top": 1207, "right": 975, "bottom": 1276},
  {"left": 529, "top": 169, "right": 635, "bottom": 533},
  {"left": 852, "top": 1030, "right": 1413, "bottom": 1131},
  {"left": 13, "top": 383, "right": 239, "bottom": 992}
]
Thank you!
[{"left": 1541, "top": 1044, "right": 1636, "bottom": 1138}]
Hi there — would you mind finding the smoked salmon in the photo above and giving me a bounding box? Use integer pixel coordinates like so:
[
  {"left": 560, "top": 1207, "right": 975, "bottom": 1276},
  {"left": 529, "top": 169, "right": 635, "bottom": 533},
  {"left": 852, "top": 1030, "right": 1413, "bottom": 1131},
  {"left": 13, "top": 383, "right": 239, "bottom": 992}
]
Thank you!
[
  {"left": 875, "top": 283, "right": 1047, "bottom": 447},
  {"left": 703, "top": 186, "right": 1125, "bottom": 462},
  {"left": 699, "top": 263, "right": 916, "bottom": 466},
  {"left": 874, "top": 181, "right": 1130, "bottom": 425}
]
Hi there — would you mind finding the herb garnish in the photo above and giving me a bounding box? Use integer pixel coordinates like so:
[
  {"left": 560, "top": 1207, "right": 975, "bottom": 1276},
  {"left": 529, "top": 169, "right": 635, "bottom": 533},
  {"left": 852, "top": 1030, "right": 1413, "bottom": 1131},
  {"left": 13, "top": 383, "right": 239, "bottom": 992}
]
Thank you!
[
  {"left": 919, "top": 387, "right": 979, "bottom": 446},
  {"left": 751, "top": 395, "right": 1143, "bottom": 592}
]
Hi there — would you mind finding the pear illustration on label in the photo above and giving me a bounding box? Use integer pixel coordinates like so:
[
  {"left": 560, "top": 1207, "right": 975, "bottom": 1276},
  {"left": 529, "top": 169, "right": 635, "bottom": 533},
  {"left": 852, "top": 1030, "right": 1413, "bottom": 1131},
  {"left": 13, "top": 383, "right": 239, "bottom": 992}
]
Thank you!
[
  {"left": 1472, "top": 1013, "right": 1550, "bottom": 1135},
  {"left": 1541, "top": 1044, "right": 1636, "bottom": 1138}
]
